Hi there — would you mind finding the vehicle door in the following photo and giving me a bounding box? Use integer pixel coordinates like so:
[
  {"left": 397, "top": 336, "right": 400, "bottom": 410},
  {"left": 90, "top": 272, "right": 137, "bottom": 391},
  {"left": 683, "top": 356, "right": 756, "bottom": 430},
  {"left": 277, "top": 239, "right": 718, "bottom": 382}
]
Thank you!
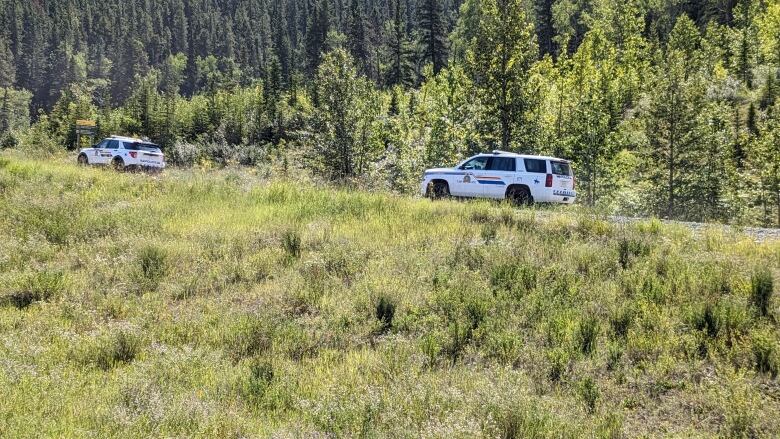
[
  {"left": 452, "top": 156, "right": 489, "bottom": 197},
  {"left": 93, "top": 139, "right": 118, "bottom": 164},
  {"left": 476, "top": 156, "right": 515, "bottom": 198},
  {"left": 86, "top": 140, "right": 109, "bottom": 164}
]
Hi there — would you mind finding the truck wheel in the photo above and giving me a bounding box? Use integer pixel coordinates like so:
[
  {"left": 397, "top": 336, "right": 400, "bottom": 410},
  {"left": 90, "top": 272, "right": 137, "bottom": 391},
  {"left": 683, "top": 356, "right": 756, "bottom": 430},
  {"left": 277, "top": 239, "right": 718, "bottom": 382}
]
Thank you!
[
  {"left": 77, "top": 154, "right": 88, "bottom": 166},
  {"left": 427, "top": 181, "right": 450, "bottom": 199},
  {"left": 508, "top": 186, "right": 533, "bottom": 206},
  {"left": 112, "top": 157, "right": 125, "bottom": 172}
]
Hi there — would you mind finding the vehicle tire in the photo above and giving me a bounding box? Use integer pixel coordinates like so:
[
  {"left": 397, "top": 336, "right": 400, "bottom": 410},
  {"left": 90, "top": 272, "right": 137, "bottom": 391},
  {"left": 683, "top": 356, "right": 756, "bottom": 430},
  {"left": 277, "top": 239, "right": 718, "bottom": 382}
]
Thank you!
[
  {"left": 77, "top": 154, "right": 88, "bottom": 166},
  {"left": 507, "top": 186, "right": 533, "bottom": 206},
  {"left": 112, "top": 157, "right": 125, "bottom": 172},
  {"left": 427, "top": 180, "right": 450, "bottom": 200}
]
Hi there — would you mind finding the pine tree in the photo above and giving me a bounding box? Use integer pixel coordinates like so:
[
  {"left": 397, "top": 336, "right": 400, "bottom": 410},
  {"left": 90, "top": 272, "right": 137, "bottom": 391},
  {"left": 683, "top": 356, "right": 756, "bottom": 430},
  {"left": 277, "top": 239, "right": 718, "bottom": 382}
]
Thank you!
[
  {"left": 314, "top": 48, "right": 379, "bottom": 178},
  {"left": 644, "top": 16, "right": 710, "bottom": 219},
  {"left": 387, "top": 0, "right": 415, "bottom": 86},
  {"left": 466, "top": 0, "right": 538, "bottom": 150},
  {"left": 305, "top": 0, "right": 330, "bottom": 76},
  {"left": 346, "top": 0, "right": 369, "bottom": 74},
  {"left": 419, "top": 0, "right": 448, "bottom": 74},
  {"left": 0, "top": 36, "right": 15, "bottom": 88}
]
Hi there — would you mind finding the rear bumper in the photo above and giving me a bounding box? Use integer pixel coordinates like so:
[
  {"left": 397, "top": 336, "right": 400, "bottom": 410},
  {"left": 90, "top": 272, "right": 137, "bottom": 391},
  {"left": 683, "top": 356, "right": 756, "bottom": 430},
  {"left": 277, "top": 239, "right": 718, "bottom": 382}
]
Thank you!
[{"left": 537, "top": 189, "right": 577, "bottom": 204}]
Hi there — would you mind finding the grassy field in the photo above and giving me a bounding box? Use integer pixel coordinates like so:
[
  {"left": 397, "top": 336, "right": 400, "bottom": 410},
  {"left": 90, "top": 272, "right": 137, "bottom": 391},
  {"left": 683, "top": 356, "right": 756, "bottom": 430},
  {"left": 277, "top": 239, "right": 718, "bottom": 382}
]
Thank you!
[{"left": 0, "top": 152, "right": 778, "bottom": 438}]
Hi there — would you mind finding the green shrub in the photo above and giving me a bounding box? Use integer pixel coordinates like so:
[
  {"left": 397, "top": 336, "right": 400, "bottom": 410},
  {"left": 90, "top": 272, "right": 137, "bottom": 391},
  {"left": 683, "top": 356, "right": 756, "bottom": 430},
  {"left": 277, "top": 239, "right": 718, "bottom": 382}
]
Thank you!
[
  {"left": 421, "top": 332, "right": 442, "bottom": 369},
  {"left": 547, "top": 347, "right": 570, "bottom": 383},
  {"left": 495, "top": 406, "right": 552, "bottom": 439},
  {"left": 693, "top": 301, "right": 720, "bottom": 339},
  {"left": 617, "top": 236, "right": 649, "bottom": 269},
  {"left": 375, "top": 295, "right": 396, "bottom": 332},
  {"left": 490, "top": 262, "right": 536, "bottom": 298},
  {"left": 609, "top": 306, "right": 633, "bottom": 340},
  {"left": 578, "top": 314, "right": 600, "bottom": 356},
  {"left": 751, "top": 331, "right": 778, "bottom": 378},
  {"left": 446, "top": 320, "right": 470, "bottom": 365},
  {"left": 4, "top": 270, "right": 66, "bottom": 309},
  {"left": 137, "top": 245, "right": 168, "bottom": 282},
  {"left": 243, "top": 358, "right": 275, "bottom": 406},
  {"left": 481, "top": 223, "right": 498, "bottom": 243},
  {"left": 282, "top": 230, "right": 302, "bottom": 259},
  {"left": 578, "top": 377, "right": 600, "bottom": 414},
  {"left": 750, "top": 268, "right": 773, "bottom": 317},
  {"left": 596, "top": 412, "right": 623, "bottom": 439},
  {"left": 486, "top": 331, "right": 520, "bottom": 366},
  {"left": 93, "top": 332, "right": 141, "bottom": 370},
  {"left": 606, "top": 342, "right": 624, "bottom": 371},
  {"left": 226, "top": 317, "right": 273, "bottom": 362}
]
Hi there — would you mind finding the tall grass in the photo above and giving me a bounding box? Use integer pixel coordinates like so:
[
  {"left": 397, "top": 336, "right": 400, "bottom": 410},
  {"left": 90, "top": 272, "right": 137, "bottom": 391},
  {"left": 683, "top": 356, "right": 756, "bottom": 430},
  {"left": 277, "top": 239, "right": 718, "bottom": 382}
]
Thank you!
[{"left": 0, "top": 151, "right": 778, "bottom": 437}]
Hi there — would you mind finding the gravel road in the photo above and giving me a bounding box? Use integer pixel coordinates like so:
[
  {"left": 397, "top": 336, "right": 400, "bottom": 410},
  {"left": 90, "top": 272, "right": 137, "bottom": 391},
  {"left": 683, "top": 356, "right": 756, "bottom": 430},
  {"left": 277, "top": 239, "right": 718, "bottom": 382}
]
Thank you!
[{"left": 608, "top": 215, "right": 780, "bottom": 243}]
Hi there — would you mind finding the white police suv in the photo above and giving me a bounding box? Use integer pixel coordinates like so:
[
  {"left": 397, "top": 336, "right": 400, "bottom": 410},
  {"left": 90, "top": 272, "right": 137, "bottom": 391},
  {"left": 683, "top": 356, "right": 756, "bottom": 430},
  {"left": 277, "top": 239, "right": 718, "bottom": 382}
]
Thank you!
[
  {"left": 77, "top": 136, "right": 166, "bottom": 172},
  {"left": 421, "top": 151, "right": 576, "bottom": 205}
]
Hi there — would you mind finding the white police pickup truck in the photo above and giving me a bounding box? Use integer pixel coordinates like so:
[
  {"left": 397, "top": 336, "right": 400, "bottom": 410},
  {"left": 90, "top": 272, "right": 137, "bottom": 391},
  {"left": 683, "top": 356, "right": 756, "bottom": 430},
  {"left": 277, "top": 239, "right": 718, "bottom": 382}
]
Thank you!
[
  {"left": 77, "top": 136, "right": 166, "bottom": 172},
  {"left": 421, "top": 151, "right": 576, "bottom": 205}
]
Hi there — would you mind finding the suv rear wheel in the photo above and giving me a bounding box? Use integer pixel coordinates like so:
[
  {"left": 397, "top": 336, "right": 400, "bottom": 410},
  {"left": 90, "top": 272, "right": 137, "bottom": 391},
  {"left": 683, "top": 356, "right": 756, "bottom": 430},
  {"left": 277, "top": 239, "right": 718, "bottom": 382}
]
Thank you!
[
  {"left": 507, "top": 186, "right": 533, "bottom": 206},
  {"left": 427, "top": 180, "right": 450, "bottom": 199}
]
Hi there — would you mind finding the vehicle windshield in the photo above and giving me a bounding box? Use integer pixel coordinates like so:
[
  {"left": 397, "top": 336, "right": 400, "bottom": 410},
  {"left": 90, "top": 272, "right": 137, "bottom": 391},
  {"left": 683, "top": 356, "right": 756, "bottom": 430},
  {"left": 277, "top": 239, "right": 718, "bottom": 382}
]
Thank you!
[
  {"left": 125, "top": 142, "right": 161, "bottom": 152},
  {"left": 551, "top": 161, "right": 572, "bottom": 176}
]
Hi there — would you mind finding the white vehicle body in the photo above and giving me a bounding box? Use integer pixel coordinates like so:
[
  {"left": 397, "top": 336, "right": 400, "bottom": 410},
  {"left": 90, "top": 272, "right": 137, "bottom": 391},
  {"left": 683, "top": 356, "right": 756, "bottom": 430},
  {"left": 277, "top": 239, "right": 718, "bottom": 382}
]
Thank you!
[
  {"left": 420, "top": 151, "right": 576, "bottom": 204},
  {"left": 77, "top": 136, "right": 166, "bottom": 171}
]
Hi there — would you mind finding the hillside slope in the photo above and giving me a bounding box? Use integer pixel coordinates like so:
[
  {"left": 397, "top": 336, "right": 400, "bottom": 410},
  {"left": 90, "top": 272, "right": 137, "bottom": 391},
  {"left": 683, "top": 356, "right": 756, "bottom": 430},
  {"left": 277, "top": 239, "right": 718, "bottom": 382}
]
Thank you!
[{"left": 0, "top": 153, "right": 779, "bottom": 438}]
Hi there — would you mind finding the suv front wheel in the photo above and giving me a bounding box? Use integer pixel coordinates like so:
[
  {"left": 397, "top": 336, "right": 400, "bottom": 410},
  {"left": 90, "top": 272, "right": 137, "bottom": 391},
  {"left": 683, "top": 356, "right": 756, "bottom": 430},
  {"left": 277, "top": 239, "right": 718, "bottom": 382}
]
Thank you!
[
  {"left": 112, "top": 157, "right": 125, "bottom": 171},
  {"left": 427, "top": 181, "right": 450, "bottom": 200}
]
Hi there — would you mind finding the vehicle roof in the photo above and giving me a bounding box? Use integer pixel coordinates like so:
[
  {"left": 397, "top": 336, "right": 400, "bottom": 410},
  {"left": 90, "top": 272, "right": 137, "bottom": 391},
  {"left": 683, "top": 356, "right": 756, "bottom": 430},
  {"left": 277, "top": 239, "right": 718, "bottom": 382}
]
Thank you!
[
  {"left": 107, "top": 135, "right": 153, "bottom": 144},
  {"left": 104, "top": 135, "right": 160, "bottom": 148},
  {"left": 473, "top": 151, "right": 571, "bottom": 163}
]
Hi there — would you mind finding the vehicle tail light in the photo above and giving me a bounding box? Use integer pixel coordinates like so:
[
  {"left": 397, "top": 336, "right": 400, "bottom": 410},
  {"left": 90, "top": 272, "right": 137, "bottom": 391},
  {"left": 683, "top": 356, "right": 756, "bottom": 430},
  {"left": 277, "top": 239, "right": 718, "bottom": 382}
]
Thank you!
[
  {"left": 129, "top": 152, "right": 138, "bottom": 159},
  {"left": 545, "top": 174, "right": 553, "bottom": 187}
]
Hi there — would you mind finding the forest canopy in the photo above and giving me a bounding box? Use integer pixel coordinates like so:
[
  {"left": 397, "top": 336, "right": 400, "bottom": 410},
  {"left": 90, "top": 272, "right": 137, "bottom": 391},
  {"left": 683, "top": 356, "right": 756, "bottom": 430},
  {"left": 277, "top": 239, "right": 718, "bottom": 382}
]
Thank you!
[{"left": 0, "top": 0, "right": 778, "bottom": 225}]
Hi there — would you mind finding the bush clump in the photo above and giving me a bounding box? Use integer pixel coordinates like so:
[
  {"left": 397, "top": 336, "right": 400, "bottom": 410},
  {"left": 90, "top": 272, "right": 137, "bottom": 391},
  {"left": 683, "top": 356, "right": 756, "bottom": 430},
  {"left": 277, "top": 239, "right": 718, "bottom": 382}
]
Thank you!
[
  {"left": 750, "top": 268, "right": 774, "bottom": 317},
  {"left": 751, "top": 331, "right": 778, "bottom": 378},
  {"left": 4, "top": 271, "right": 66, "bottom": 309},
  {"left": 138, "top": 245, "right": 168, "bottom": 282},
  {"left": 578, "top": 314, "right": 600, "bottom": 356},
  {"left": 375, "top": 295, "right": 396, "bottom": 333},
  {"left": 282, "top": 230, "right": 302, "bottom": 260},
  {"left": 93, "top": 332, "right": 141, "bottom": 370},
  {"left": 578, "top": 377, "right": 600, "bottom": 414}
]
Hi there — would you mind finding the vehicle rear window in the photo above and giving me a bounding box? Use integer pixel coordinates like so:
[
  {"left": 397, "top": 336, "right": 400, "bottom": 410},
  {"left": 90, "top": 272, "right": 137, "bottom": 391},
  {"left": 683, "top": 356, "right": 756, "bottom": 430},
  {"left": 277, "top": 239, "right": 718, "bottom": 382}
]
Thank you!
[
  {"left": 523, "top": 159, "right": 547, "bottom": 173},
  {"left": 488, "top": 157, "right": 516, "bottom": 172},
  {"left": 124, "top": 142, "right": 161, "bottom": 152},
  {"left": 551, "top": 161, "right": 571, "bottom": 176}
]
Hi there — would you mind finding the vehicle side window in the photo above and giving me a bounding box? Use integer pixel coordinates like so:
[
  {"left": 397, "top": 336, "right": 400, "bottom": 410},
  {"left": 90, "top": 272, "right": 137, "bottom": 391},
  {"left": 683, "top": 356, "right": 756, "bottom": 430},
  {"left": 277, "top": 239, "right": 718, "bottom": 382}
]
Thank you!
[
  {"left": 523, "top": 159, "right": 547, "bottom": 173},
  {"left": 461, "top": 157, "right": 489, "bottom": 170},
  {"left": 551, "top": 161, "right": 572, "bottom": 176},
  {"left": 106, "top": 140, "right": 120, "bottom": 149},
  {"left": 95, "top": 140, "right": 109, "bottom": 149},
  {"left": 488, "top": 157, "right": 516, "bottom": 172}
]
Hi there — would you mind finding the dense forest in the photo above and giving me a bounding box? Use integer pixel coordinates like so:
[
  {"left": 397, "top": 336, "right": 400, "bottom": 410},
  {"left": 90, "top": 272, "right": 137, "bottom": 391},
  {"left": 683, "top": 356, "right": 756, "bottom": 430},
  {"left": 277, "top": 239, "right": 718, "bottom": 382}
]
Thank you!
[{"left": 0, "top": 0, "right": 778, "bottom": 225}]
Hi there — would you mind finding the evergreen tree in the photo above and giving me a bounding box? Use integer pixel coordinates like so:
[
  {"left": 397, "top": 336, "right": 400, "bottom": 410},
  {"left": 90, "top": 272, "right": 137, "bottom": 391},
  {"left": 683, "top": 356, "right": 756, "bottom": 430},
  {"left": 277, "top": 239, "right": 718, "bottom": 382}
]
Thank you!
[
  {"left": 466, "top": 0, "right": 538, "bottom": 150},
  {"left": 0, "top": 36, "right": 15, "bottom": 88},
  {"left": 419, "top": 0, "right": 448, "bottom": 74},
  {"left": 305, "top": 0, "right": 331, "bottom": 76},
  {"left": 644, "top": 16, "right": 710, "bottom": 219},
  {"left": 387, "top": 0, "right": 415, "bottom": 86},
  {"left": 314, "top": 48, "right": 379, "bottom": 178},
  {"left": 346, "top": 0, "right": 369, "bottom": 74}
]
